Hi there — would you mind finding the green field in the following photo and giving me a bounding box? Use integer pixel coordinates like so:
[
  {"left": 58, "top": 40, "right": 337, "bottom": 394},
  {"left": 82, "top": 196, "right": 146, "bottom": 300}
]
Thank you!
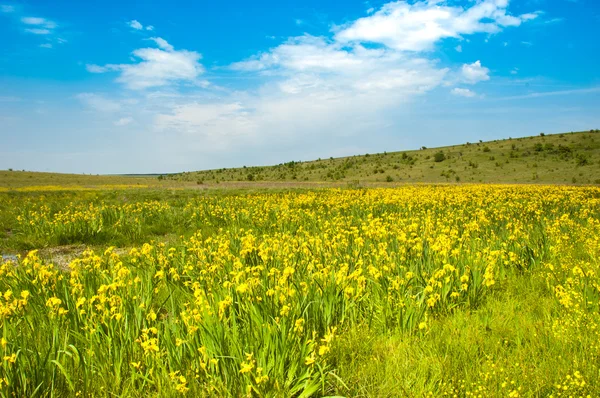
[
  {"left": 165, "top": 130, "right": 600, "bottom": 185},
  {"left": 2, "top": 131, "right": 599, "bottom": 190},
  {"left": 0, "top": 185, "right": 599, "bottom": 397},
  {"left": 0, "top": 171, "right": 161, "bottom": 190},
  {"left": 0, "top": 131, "right": 599, "bottom": 397}
]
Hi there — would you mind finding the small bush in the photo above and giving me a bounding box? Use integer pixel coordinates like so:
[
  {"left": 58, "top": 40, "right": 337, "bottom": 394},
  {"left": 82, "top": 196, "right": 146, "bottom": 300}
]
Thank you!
[
  {"left": 434, "top": 151, "right": 446, "bottom": 162},
  {"left": 576, "top": 154, "right": 589, "bottom": 166}
]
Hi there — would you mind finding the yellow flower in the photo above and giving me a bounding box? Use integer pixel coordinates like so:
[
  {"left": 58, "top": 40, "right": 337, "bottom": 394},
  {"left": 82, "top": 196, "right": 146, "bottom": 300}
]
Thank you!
[
  {"left": 294, "top": 318, "right": 305, "bottom": 334},
  {"left": 146, "top": 310, "right": 157, "bottom": 322},
  {"left": 236, "top": 283, "right": 249, "bottom": 294},
  {"left": 3, "top": 353, "right": 16, "bottom": 364},
  {"left": 318, "top": 345, "right": 330, "bottom": 356},
  {"left": 305, "top": 354, "right": 316, "bottom": 366},
  {"left": 239, "top": 362, "right": 254, "bottom": 374}
]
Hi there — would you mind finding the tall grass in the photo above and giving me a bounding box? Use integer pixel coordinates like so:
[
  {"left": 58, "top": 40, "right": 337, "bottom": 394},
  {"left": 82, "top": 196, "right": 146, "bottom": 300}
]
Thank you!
[{"left": 0, "top": 185, "right": 599, "bottom": 396}]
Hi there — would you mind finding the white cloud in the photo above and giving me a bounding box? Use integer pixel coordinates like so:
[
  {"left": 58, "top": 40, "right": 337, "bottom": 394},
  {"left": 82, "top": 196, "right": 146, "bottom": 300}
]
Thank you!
[
  {"left": 21, "top": 16, "right": 56, "bottom": 29},
  {"left": 521, "top": 13, "right": 540, "bottom": 21},
  {"left": 152, "top": 87, "right": 413, "bottom": 152},
  {"left": 20, "top": 16, "right": 58, "bottom": 37},
  {"left": 86, "top": 64, "right": 111, "bottom": 73},
  {"left": 232, "top": 35, "right": 447, "bottom": 94},
  {"left": 39, "top": 43, "right": 52, "bottom": 48},
  {"left": 334, "top": 0, "right": 539, "bottom": 51},
  {"left": 493, "top": 87, "right": 600, "bottom": 101},
  {"left": 83, "top": 0, "right": 538, "bottom": 162},
  {"left": 114, "top": 117, "right": 134, "bottom": 126},
  {"left": 455, "top": 45, "right": 462, "bottom": 52},
  {"left": 22, "top": 17, "right": 45, "bottom": 24},
  {"left": 155, "top": 37, "right": 450, "bottom": 151},
  {"left": 461, "top": 60, "right": 490, "bottom": 84},
  {"left": 25, "top": 28, "right": 51, "bottom": 35},
  {"left": 149, "top": 37, "right": 173, "bottom": 51},
  {"left": 152, "top": 1, "right": 540, "bottom": 152},
  {"left": 86, "top": 38, "right": 204, "bottom": 90},
  {"left": 146, "top": 25, "right": 154, "bottom": 31},
  {"left": 128, "top": 20, "right": 143, "bottom": 30},
  {"left": 1, "top": 5, "right": 15, "bottom": 12},
  {"left": 451, "top": 87, "right": 477, "bottom": 97}
]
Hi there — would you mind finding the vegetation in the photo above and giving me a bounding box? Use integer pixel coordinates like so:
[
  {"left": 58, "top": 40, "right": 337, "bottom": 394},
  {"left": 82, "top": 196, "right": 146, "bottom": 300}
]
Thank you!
[
  {"left": 0, "top": 171, "right": 163, "bottom": 190},
  {"left": 0, "top": 130, "right": 599, "bottom": 396},
  {"left": 163, "top": 130, "right": 600, "bottom": 185},
  {"left": 0, "top": 185, "right": 599, "bottom": 396}
]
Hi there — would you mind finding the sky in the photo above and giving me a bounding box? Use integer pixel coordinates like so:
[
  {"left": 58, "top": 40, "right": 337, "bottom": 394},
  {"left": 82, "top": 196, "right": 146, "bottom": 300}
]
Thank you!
[{"left": 0, "top": 0, "right": 599, "bottom": 174}]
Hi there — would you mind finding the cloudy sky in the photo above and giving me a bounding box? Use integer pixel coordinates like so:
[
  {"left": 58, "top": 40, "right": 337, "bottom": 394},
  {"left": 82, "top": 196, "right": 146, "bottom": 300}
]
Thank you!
[{"left": 1, "top": 0, "right": 599, "bottom": 174}]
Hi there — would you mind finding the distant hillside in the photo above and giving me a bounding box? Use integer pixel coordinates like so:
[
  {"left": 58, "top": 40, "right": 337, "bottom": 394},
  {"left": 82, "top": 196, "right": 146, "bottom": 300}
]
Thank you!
[
  {"left": 165, "top": 130, "right": 600, "bottom": 185},
  {"left": 0, "top": 171, "right": 161, "bottom": 189}
]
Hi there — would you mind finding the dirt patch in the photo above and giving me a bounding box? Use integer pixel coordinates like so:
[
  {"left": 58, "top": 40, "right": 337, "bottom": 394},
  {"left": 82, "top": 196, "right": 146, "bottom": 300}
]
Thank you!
[{"left": 37, "top": 245, "right": 130, "bottom": 271}]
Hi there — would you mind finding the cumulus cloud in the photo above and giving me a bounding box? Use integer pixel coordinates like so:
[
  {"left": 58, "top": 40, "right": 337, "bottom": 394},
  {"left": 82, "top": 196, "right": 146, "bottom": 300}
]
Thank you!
[
  {"left": 128, "top": 19, "right": 154, "bottom": 31},
  {"left": 461, "top": 60, "right": 490, "bottom": 84},
  {"left": 87, "top": 0, "right": 538, "bottom": 158},
  {"left": 231, "top": 35, "right": 448, "bottom": 101},
  {"left": 334, "top": 0, "right": 539, "bottom": 51},
  {"left": 451, "top": 88, "right": 477, "bottom": 97},
  {"left": 128, "top": 20, "right": 143, "bottom": 30},
  {"left": 149, "top": 37, "right": 173, "bottom": 51},
  {"left": 86, "top": 38, "right": 204, "bottom": 90}
]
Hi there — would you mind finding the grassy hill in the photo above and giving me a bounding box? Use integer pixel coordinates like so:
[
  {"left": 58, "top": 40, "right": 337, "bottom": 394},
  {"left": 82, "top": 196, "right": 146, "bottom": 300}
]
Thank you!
[
  {"left": 0, "top": 170, "right": 162, "bottom": 190},
  {"left": 2, "top": 130, "right": 599, "bottom": 189},
  {"left": 165, "top": 130, "right": 600, "bottom": 185}
]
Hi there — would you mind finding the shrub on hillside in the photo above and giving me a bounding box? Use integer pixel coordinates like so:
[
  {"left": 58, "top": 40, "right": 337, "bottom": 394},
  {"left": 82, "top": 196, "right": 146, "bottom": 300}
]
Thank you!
[{"left": 434, "top": 151, "right": 446, "bottom": 162}]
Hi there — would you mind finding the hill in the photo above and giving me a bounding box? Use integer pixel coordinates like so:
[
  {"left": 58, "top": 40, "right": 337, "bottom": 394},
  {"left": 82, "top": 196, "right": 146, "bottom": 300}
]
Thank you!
[
  {"left": 164, "top": 130, "right": 600, "bottom": 185},
  {"left": 0, "top": 170, "right": 162, "bottom": 190}
]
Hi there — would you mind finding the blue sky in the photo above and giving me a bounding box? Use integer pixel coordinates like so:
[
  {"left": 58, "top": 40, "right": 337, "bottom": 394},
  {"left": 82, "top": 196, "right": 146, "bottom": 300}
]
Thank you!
[{"left": 1, "top": 0, "right": 599, "bottom": 174}]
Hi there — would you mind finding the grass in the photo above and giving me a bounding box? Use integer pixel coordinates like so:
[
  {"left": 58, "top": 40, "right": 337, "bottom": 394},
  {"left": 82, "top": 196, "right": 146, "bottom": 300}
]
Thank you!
[
  {"left": 1, "top": 130, "right": 599, "bottom": 396},
  {"left": 0, "top": 171, "right": 162, "bottom": 190},
  {"left": 2, "top": 130, "right": 599, "bottom": 190},
  {"left": 0, "top": 185, "right": 599, "bottom": 397},
  {"left": 164, "top": 130, "right": 600, "bottom": 185}
]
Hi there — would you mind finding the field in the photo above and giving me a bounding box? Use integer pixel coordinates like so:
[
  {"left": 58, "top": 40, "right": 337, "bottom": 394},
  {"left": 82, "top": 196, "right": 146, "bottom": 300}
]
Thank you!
[
  {"left": 0, "top": 184, "right": 599, "bottom": 397},
  {"left": 165, "top": 131, "right": 600, "bottom": 185}
]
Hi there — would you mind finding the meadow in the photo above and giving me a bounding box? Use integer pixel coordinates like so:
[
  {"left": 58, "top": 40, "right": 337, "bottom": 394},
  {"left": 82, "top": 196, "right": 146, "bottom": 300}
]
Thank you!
[
  {"left": 0, "top": 185, "right": 599, "bottom": 397},
  {"left": 164, "top": 131, "right": 600, "bottom": 185}
]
